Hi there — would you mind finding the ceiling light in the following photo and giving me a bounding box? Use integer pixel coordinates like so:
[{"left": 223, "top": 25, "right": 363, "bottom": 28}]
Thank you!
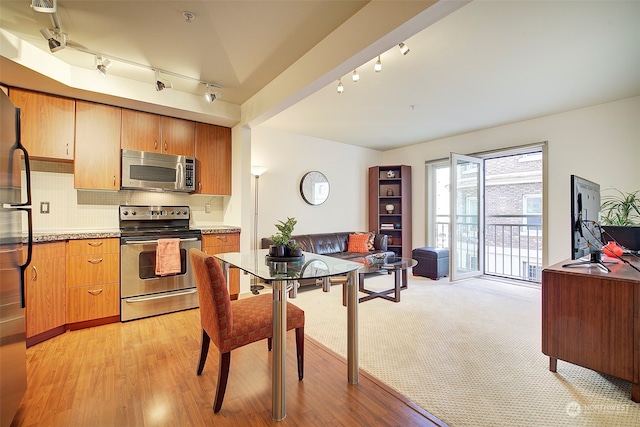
[
  {"left": 154, "top": 70, "right": 172, "bottom": 91},
  {"left": 31, "top": 0, "right": 56, "bottom": 13},
  {"left": 39, "top": 27, "right": 65, "bottom": 52},
  {"left": 337, "top": 79, "right": 344, "bottom": 93},
  {"left": 374, "top": 56, "right": 382, "bottom": 72},
  {"left": 183, "top": 11, "right": 195, "bottom": 23},
  {"left": 95, "top": 56, "right": 112, "bottom": 77},
  {"left": 204, "top": 84, "right": 218, "bottom": 102},
  {"left": 352, "top": 69, "right": 359, "bottom": 82},
  {"left": 399, "top": 42, "right": 410, "bottom": 56}
]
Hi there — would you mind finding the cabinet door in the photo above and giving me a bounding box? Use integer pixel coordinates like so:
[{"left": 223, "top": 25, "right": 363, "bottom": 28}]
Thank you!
[
  {"left": 9, "top": 88, "right": 75, "bottom": 161},
  {"left": 161, "top": 116, "right": 195, "bottom": 156},
  {"left": 121, "top": 109, "right": 161, "bottom": 152},
  {"left": 195, "top": 123, "right": 231, "bottom": 195},
  {"left": 66, "top": 283, "right": 119, "bottom": 323},
  {"left": 202, "top": 233, "right": 240, "bottom": 296},
  {"left": 25, "top": 242, "right": 66, "bottom": 338},
  {"left": 75, "top": 101, "right": 121, "bottom": 190}
]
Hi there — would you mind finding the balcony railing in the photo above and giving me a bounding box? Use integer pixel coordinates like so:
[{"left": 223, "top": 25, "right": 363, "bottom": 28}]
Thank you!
[{"left": 435, "top": 214, "right": 542, "bottom": 283}]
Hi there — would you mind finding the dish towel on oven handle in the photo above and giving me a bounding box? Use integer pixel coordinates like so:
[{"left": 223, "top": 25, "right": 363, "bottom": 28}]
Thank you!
[{"left": 156, "top": 238, "right": 182, "bottom": 276}]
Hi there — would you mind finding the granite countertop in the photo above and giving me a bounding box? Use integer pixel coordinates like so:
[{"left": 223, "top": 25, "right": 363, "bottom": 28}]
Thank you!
[{"left": 30, "top": 226, "right": 241, "bottom": 243}]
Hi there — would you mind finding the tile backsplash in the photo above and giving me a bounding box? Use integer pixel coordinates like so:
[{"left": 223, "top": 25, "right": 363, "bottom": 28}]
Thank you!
[{"left": 24, "top": 161, "right": 226, "bottom": 232}]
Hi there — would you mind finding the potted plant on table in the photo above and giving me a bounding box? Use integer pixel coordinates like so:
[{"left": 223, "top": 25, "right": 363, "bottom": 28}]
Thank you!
[
  {"left": 269, "top": 217, "right": 299, "bottom": 258},
  {"left": 600, "top": 188, "right": 640, "bottom": 250}
]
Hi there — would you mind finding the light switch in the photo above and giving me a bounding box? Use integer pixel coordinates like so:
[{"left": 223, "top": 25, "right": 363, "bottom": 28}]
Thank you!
[{"left": 40, "top": 202, "right": 50, "bottom": 214}]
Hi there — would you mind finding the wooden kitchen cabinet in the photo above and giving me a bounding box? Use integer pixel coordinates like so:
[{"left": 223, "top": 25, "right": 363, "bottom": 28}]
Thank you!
[
  {"left": 9, "top": 88, "right": 75, "bottom": 161},
  {"left": 202, "top": 233, "right": 240, "bottom": 297},
  {"left": 25, "top": 242, "right": 66, "bottom": 341},
  {"left": 194, "top": 122, "right": 232, "bottom": 195},
  {"left": 121, "top": 109, "right": 195, "bottom": 156},
  {"left": 121, "top": 109, "right": 161, "bottom": 153},
  {"left": 75, "top": 101, "right": 122, "bottom": 190},
  {"left": 161, "top": 116, "right": 195, "bottom": 156},
  {"left": 66, "top": 238, "right": 120, "bottom": 324}
]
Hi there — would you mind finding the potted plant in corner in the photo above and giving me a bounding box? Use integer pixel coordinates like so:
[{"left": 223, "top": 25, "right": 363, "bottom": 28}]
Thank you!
[
  {"left": 600, "top": 188, "right": 640, "bottom": 250},
  {"left": 269, "top": 217, "right": 298, "bottom": 258}
]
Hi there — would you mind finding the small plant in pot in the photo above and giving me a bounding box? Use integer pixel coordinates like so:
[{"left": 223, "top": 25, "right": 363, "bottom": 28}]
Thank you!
[{"left": 269, "top": 217, "right": 297, "bottom": 257}]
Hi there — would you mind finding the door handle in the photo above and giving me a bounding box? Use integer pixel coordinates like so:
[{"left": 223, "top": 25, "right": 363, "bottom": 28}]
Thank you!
[
  {"left": 32, "top": 265, "right": 37, "bottom": 281},
  {"left": 87, "top": 258, "right": 103, "bottom": 264},
  {"left": 87, "top": 289, "right": 103, "bottom": 296}
]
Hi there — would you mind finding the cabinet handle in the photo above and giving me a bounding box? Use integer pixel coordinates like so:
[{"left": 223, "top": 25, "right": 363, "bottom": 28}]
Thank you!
[
  {"left": 88, "top": 241, "right": 103, "bottom": 247},
  {"left": 31, "top": 265, "right": 38, "bottom": 281},
  {"left": 164, "top": 141, "right": 168, "bottom": 151},
  {"left": 66, "top": 143, "right": 69, "bottom": 156},
  {"left": 87, "top": 289, "right": 103, "bottom": 296},
  {"left": 113, "top": 176, "right": 116, "bottom": 187},
  {"left": 198, "top": 182, "right": 202, "bottom": 191},
  {"left": 216, "top": 236, "right": 228, "bottom": 242},
  {"left": 87, "top": 258, "right": 103, "bottom": 264},
  {"left": 154, "top": 140, "right": 158, "bottom": 150}
]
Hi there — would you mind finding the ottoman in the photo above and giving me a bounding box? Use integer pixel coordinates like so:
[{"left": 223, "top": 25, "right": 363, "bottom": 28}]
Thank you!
[{"left": 412, "top": 247, "right": 449, "bottom": 280}]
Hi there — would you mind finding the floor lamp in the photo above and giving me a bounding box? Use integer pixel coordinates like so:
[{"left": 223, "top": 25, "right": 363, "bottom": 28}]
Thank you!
[{"left": 251, "top": 166, "right": 267, "bottom": 294}]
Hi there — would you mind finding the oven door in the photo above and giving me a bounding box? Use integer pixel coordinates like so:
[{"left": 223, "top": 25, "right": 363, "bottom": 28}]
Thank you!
[{"left": 120, "top": 236, "right": 201, "bottom": 321}]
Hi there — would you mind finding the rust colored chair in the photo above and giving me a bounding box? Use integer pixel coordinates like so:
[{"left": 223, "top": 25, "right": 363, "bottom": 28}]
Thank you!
[{"left": 188, "top": 248, "right": 305, "bottom": 413}]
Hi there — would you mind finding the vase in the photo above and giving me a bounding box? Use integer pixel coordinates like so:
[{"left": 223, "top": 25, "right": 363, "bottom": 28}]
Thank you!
[
  {"left": 387, "top": 187, "right": 394, "bottom": 196},
  {"left": 269, "top": 245, "right": 286, "bottom": 257}
]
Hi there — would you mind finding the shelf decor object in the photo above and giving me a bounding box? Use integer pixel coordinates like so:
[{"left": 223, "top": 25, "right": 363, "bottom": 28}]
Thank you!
[{"left": 369, "top": 165, "right": 412, "bottom": 258}]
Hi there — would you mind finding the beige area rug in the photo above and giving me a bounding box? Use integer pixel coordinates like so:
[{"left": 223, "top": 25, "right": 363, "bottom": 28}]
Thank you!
[{"left": 290, "top": 273, "right": 640, "bottom": 427}]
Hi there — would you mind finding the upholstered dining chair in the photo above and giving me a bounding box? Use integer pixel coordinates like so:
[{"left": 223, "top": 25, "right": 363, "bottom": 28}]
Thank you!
[{"left": 188, "top": 248, "right": 305, "bottom": 413}]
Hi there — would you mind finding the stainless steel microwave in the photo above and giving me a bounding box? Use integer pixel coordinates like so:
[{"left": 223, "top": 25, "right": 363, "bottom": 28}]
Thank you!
[{"left": 121, "top": 149, "right": 195, "bottom": 192}]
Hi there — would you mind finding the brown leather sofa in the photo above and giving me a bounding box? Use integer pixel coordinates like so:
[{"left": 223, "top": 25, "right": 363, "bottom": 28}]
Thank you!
[{"left": 261, "top": 232, "right": 394, "bottom": 262}]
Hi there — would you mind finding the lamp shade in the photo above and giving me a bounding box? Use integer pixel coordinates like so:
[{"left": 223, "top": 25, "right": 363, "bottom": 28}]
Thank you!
[{"left": 251, "top": 166, "right": 267, "bottom": 177}]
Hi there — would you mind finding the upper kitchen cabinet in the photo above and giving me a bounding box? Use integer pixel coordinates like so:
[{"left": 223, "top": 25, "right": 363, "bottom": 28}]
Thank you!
[
  {"left": 121, "top": 109, "right": 161, "bottom": 153},
  {"left": 9, "top": 88, "right": 75, "bottom": 161},
  {"left": 194, "top": 123, "right": 231, "bottom": 195},
  {"left": 161, "top": 116, "right": 195, "bottom": 157},
  {"left": 75, "top": 101, "right": 121, "bottom": 190},
  {"left": 121, "top": 110, "right": 195, "bottom": 157}
]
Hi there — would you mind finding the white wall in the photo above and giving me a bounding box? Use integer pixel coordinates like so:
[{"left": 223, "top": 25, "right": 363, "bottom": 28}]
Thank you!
[
  {"left": 382, "top": 96, "right": 640, "bottom": 266},
  {"left": 250, "top": 127, "right": 382, "bottom": 243}
]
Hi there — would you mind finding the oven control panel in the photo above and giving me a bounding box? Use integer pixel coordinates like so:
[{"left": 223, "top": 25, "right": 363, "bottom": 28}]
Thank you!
[{"left": 120, "top": 205, "right": 190, "bottom": 221}]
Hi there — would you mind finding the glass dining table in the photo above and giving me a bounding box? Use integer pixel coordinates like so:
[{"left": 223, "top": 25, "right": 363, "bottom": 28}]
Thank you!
[{"left": 212, "top": 249, "right": 363, "bottom": 421}]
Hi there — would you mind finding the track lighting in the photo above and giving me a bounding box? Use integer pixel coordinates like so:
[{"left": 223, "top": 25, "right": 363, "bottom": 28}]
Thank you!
[
  {"left": 31, "top": 0, "right": 56, "bottom": 13},
  {"left": 352, "top": 69, "right": 359, "bottom": 82},
  {"left": 399, "top": 42, "right": 410, "bottom": 56},
  {"left": 39, "top": 27, "right": 65, "bottom": 52},
  {"left": 154, "top": 70, "right": 172, "bottom": 91},
  {"left": 337, "top": 79, "right": 344, "bottom": 93},
  {"left": 204, "top": 84, "right": 218, "bottom": 102},
  {"left": 95, "top": 56, "right": 112, "bottom": 77},
  {"left": 374, "top": 55, "right": 382, "bottom": 72}
]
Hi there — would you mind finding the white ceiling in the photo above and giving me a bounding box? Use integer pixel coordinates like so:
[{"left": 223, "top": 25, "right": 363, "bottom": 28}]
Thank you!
[{"left": 1, "top": 1, "right": 639, "bottom": 152}]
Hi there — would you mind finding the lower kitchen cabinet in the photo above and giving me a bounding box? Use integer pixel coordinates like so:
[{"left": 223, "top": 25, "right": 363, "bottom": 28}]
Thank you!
[
  {"left": 66, "top": 238, "right": 120, "bottom": 324},
  {"left": 202, "top": 233, "right": 240, "bottom": 297},
  {"left": 25, "top": 242, "right": 66, "bottom": 341}
]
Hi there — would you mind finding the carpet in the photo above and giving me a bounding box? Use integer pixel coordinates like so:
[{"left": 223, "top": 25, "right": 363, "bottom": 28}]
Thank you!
[{"left": 290, "top": 274, "right": 640, "bottom": 426}]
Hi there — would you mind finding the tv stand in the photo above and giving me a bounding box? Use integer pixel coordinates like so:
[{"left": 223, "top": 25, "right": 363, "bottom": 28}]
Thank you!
[
  {"left": 542, "top": 258, "right": 640, "bottom": 402},
  {"left": 562, "top": 251, "right": 615, "bottom": 272}
]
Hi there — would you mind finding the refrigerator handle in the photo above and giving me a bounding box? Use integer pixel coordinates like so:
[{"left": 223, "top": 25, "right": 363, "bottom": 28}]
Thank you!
[
  {"left": 10, "top": 108, "right": 32, "bottom": 207},
  {"left": 16, "top": 206, "right": 32, "bottom": 309}
]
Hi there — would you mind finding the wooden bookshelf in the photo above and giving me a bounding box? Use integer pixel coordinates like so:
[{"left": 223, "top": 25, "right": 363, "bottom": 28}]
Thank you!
[{"left": 368, "top": 165, "right": 412, "bottom": 258}]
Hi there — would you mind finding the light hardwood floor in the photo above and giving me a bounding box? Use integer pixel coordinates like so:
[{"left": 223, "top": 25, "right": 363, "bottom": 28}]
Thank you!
[{"left": 12, "top": 308, "right": 445, "bottom": 426}]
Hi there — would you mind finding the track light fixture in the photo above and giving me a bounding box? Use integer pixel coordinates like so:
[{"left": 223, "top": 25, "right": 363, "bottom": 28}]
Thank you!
[
  {"left": 31, "top": 0, "right": 56, "bottom": 13},
  {"left": 374, "top": 55, "right": 382, "bottom": 72},
  {"left": 204, "top": 84, "right": 218, "bottom": 102},
  {"left": 337, "top": 79, "right": 344, "bottom": 93},
  {"left": 95, "top": 55, "right": 112, "bottom": 77},
  {"left": 154, "top": 70, "right": 173, "bottom": 91},
  {"left": 352, "top": 69, "right": 359, "bottom": 82},
  {"left": 39, "top": 27, "right": 65, "bottom": 52},
  {"left": 399, "top": 42, "right": 410, "bottom": 56}
]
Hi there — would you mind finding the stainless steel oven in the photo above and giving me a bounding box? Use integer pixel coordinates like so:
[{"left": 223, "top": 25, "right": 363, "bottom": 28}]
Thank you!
[{"left": 119, "top": 205, "right": 201, "bottom": 321}]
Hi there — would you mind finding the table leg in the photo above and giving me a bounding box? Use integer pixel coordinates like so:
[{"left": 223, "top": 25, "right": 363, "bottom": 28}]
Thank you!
[
  {"left": 272, "top": 280, "right": 287, "bottom": 421},
  {"left": 393, "top": 270, "right": 401, "bottom": 302},
  {"left": 347, "top": 270, "right": 359, "bottom": 384}
]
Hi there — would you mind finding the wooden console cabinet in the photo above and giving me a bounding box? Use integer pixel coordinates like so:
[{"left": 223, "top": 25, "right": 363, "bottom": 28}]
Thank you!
[{"left": 541, "top": 258, "right": 640, "bottom": 401}]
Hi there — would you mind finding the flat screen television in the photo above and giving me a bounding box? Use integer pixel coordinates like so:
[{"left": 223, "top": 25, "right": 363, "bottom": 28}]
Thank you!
[{"left": 570, "top": 175, "right": 602, "bottom": 260}]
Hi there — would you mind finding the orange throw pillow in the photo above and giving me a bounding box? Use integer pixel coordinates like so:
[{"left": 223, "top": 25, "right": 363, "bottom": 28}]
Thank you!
[{"left": 348, "top": 233, "right": 370, "bottom": 253}]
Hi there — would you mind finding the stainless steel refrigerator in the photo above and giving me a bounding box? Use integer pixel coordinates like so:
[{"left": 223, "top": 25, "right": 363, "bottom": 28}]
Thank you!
[{"left": 0, "top": 89, "right": 32, "bottom": 427}]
